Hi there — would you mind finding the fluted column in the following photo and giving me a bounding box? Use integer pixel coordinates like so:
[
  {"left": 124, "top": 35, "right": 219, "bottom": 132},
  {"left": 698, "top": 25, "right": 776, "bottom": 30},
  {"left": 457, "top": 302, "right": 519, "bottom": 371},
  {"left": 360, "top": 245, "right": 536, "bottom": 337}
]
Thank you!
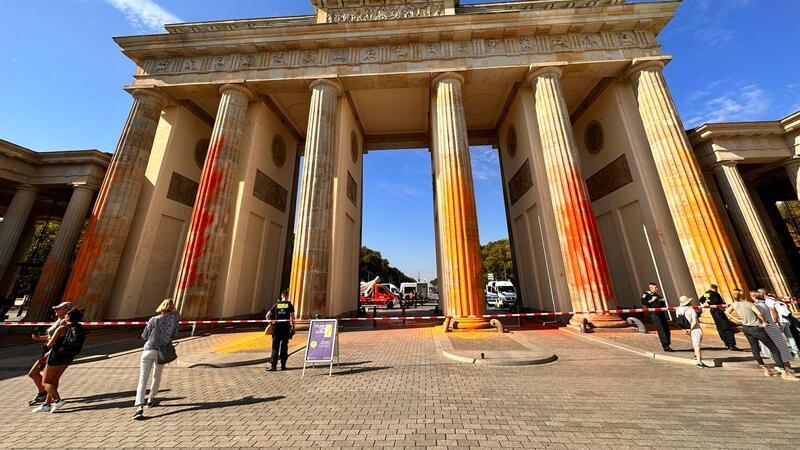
[
  {"left": 62, "top": 89, "right": 167, "bottom": 320},
  {"left": 288, "top": 79, "right": 341, "bottom": 319},
  {"left": 0, "top": 185, "right": 38, "bottom": 280},
  {"left": 173, "top": 84, "right": 253, "bottom": 319},
  {"left": 27, "top": 184, "right": 96, "bottom": 320},
  {"left": 528, "top": 67, "right": 626, "bottom": 328},
  {"left": 432, "top": 72, "right": 488, "bottom": 329},
  {"left": 784, "top": 158, "right": 800, "bottom": 201},
  {"left": 713, "top": 161, "right": 791, "bottom": 297},
  {"left": 627, "top": 58, "right": 748, "bottom": 300}
]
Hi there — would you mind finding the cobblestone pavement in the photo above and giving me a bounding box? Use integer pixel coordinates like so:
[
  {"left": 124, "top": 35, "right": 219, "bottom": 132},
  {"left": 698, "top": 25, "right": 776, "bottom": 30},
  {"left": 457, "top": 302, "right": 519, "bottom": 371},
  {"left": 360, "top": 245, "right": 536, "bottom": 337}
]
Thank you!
[{"left": 2, "top": 325, "right": 800, "bottom": 449}]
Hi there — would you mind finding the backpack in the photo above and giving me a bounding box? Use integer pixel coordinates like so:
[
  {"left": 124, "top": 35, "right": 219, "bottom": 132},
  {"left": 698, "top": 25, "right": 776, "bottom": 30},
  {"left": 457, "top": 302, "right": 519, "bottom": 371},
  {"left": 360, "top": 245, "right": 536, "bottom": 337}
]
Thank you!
[
  {"left": 61, "top": 324, "right": 86, "bottom": 356},
  {"left": 675, "top": 312, "right": 691, "bottom": 330}
]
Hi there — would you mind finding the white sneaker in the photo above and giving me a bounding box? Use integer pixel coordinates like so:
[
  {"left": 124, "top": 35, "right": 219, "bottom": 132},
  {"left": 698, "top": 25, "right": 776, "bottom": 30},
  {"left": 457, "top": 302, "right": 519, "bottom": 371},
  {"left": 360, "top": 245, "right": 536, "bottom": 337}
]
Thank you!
[
  {"left": 49, "top": 400, "right": 66, "bottom": 413},
  {"left": 32, "top": 404, "right": 51, "bottom": 413}
]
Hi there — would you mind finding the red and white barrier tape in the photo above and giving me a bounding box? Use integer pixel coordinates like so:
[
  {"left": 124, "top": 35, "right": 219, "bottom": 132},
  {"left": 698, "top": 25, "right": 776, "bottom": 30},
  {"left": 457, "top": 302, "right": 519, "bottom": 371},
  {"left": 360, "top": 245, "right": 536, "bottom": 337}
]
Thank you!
[{"left": 4, "top": 302, "right": 796, "bottom": 327}]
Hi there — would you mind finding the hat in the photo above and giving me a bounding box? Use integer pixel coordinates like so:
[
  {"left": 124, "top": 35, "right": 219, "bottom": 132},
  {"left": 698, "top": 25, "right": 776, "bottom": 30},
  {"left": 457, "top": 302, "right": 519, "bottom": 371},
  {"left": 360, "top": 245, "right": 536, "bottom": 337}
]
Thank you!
[
  {"left": 678, "top": 296, "right": 693, "bottom": 307},
  {"left": 52, "top": 301, "right": 74, "bottom": 311}
]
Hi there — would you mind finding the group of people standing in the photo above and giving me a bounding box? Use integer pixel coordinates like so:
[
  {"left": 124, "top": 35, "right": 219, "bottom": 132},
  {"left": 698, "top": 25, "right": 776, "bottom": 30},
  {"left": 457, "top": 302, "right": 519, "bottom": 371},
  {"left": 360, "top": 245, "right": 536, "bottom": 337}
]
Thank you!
[{"left": 642, "top": 282, "right": 800, "bottom": 381}]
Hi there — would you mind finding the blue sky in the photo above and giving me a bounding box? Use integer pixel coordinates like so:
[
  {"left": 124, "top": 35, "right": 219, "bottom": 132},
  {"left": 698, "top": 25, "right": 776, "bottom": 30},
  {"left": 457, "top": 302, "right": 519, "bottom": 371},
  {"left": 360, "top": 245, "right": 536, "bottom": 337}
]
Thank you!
[{"left": 1, "top": 0, "right": 798, "bottom": 281}]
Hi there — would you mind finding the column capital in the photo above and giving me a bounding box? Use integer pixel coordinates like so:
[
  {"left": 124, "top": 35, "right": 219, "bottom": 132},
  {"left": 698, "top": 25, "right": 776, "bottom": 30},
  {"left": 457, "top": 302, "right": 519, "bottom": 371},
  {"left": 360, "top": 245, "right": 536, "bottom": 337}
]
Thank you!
[
  {"left": 624, "top": 56, "right": 672, "bottom": 81},
  {"left": 526, "top": 64, "right": 567, "bottom": 84},
  {"left": 69, "top": 182, "right": 99, "bottom": 192},
  {"left": 219, "top": 83, "right": 255, "bottom": 102},
  {"left": 710, "top": 160, "right": 738, "bottom": 169},
  {"left": 309, "top": 79, "right": 343, "bottom": 97},
  {"left": 782, "top": 156, "right": 800, "bottom": 168},
  {"left": 129, "top": 88, "right": 169, "bottom": 107},
  {"left": 15, "top": 184, "right": 38, "bottom": 193},
  {"left": 432, "top": 71, "right": 465, "bottom": 87}
]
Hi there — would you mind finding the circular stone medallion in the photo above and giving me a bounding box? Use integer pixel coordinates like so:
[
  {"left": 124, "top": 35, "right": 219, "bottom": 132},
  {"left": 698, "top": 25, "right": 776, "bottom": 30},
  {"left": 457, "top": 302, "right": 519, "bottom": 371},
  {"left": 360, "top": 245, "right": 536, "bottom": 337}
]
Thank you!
[
  {"left": 194, "top": 138, "right": 210, "bottom": 169},
  {"left": 272, "top": 135, "right": 286, "bottom": 168},
  {"left": 351, "top": 131, "right": 360, "bottom": 164},
  {"left": 507, "top": 126, "right": 517, "bottom": 158},
  {"left": 585, "top": 121, "right": 604, "bottom": 155}
]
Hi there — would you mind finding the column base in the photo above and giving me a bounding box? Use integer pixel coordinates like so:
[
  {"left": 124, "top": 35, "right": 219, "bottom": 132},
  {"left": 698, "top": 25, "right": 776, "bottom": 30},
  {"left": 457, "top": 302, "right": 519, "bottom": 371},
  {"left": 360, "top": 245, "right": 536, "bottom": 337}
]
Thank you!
[
  {"left": 569, "top": 313, "right": 629, "bottom": 330},
  {"left": 451, "top": 317, "right": 492, "bottom": 330}
]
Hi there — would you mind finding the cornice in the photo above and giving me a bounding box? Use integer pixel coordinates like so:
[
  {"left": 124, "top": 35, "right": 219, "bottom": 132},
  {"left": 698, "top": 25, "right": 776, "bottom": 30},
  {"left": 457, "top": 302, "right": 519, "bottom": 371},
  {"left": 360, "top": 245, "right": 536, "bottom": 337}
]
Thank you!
[{"left": 688, "top": 121, "right": 788, "bottom": 146}]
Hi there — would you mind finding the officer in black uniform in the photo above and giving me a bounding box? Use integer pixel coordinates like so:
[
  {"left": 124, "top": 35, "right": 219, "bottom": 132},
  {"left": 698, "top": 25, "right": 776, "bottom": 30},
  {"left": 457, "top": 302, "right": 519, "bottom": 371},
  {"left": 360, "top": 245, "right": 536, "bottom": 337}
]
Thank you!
[
  {"left": 266, "top": 289, "right": 295, "bottom": 371},
  {"left": 700, "top": 284, "right": 741, "bottom": 351},
  {"left": 641, "top": 283, "right": 673, "bottom": 352}
]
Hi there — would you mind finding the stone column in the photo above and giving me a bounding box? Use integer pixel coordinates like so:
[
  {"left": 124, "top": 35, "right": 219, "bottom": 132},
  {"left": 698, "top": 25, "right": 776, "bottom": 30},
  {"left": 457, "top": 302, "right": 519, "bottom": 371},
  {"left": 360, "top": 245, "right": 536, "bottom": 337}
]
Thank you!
[
  {"left": 288, "top": 79, "right": 341, "bottom": 319},
  {"left": 784, "top": 158, "right": 800, "bottom": 201},
  {"left": 173, "top": 84, "right": 253, "bottom": 319},
  {"left": 713, "top": 161, "right": 791, "bottom": 296},
  {"left": 627, "top": 59, "right": 748, "bottom": 300},
  {"left": 27, "top": 184, "right": 96, "bottom": 320},
  {"left": 431, "top": 72, "right": 487, "bottom": 329},
  {"left": 0, "top": 185, "right": 38, "bottom": 281},
  {"left": 62, "top": 89, "right": 167, "bottom": 320},
  {"left": 528, "top": 67, "right": 626, "bottom": 329}
]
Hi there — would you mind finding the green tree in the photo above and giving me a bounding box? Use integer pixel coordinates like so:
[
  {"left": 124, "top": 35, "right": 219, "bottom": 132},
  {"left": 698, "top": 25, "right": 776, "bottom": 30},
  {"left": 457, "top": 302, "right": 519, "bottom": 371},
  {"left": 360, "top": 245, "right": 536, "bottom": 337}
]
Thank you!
[
  {"left": 359, "top": 246, "right": 415, "bottom": 286},
  {"left": 480, "top": 239, "right": 514, "bottom": 282}
]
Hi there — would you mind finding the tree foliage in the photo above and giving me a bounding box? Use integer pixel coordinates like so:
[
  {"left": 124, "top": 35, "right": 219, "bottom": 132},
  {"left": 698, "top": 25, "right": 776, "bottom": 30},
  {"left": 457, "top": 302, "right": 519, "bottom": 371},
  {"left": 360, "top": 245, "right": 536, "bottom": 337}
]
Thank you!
[
  {"left": 480, "top": 239, "right": 514, "bottom": 282},
  {"left": 359, "top": 246, "right": 415, "bottom": 286}
]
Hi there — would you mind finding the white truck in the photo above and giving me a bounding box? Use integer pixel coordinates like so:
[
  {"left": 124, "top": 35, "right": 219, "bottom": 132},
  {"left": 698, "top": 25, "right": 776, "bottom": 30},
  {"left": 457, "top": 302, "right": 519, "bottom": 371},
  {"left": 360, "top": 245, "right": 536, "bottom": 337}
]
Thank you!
[
  {"left": 400, "top": 281, "right": 434, "bottom": 306},
  {"left": 485, "top": 281, "right": 518, "bottom": 308}
]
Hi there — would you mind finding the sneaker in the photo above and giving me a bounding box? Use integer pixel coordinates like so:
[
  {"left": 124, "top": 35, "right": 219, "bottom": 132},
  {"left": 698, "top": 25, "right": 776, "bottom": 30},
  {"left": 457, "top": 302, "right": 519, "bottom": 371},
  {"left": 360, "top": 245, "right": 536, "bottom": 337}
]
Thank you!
[
  {"left": 728, "top": 346, "right": 743, "bottom": 352},
  {"left": 28, "top": 393, "right": 47, "bottom": 406},
  {"left": 146, "top": 399, "right": 157, "bottom": 408},
  {"left": 132, "top": 408, "right": 144, "bottom": 420},
  {"left": 280, "top": 365, "right": 286, "bottom": 371},
  {"left": 663, "top": 347, "right": 675, "bottom": 352},
  {"left": 781, "top": 371, "right": 799, "bottom": 382},
  {"left": 49, "top": 400, "right": 66, "bottom": 414},
  {"left": 266, "top": 366, "right": 277, "bottom": 372},
  {"left": 696, "top": 362, "right": 710, "bottom": 369},
  {"left": 32, "top": 404, "right": 51, "bottom": 413}
]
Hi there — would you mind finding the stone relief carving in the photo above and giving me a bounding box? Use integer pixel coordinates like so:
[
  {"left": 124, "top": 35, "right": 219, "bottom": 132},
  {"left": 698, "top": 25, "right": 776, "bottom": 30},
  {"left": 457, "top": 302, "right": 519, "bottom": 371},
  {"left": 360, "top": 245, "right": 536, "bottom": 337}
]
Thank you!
[
  {"left": 585, "top": 121, "right": 604, "bottom": 155},
  {"left": 350, "top": 131, "right": 360, "bottom": 164},
  {"left": 167, "top": 172, "right": 199, "bottom": 208},
  {"left": 346, "top": 171, "right": 358, "bottom": 207},
  {"left": 508, "top": 159, "right": 533, "bottom": 206},
  {"left": 586, "top": 155, "right": 633, "bottom": 202},
  {"left": 272, "top": 135, "right": 286, "bottom": 168},
  {"left": 507, "top": 126, "right": 518, "bottom": 158},
  {"left": 144, "top": 31, "right": 655, "bottom": 76},
  {"left": 325, "top": 3, "right": 446, "bottom": 24},
  {"left": 253, "top": 169, "right": 288, "bottom": 213},
  {"left": 194, "top": 138, "right": 210, "bottom": 169}
]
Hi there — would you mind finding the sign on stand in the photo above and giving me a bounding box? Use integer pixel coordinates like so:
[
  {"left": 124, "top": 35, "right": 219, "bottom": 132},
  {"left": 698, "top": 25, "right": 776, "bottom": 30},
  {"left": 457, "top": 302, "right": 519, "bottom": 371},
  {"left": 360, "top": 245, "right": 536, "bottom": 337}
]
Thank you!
[{"left": 302, "top": 319, "right": 339, "bottom": 377}]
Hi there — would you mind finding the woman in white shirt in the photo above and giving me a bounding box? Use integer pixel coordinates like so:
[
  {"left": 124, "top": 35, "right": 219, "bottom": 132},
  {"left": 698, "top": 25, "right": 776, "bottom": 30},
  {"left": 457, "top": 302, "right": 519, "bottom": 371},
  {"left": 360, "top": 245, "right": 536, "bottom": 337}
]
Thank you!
[{"left": 676, "top": 296, "right": 709, "bottom": 369}]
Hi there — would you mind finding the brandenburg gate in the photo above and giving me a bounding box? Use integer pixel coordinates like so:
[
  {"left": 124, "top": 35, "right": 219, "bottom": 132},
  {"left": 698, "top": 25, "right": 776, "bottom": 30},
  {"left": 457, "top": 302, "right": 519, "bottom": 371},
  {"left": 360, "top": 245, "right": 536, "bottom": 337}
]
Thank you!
[{"left": 55, "top": 0, "right": 756, "bottom": 328}]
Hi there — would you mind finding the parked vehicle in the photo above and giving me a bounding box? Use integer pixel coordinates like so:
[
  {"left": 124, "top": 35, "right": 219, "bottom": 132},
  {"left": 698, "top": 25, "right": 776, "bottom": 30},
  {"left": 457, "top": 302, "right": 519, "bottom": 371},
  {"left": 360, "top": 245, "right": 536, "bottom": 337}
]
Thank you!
[
  {"left": 485, "top": 281, "right": 518, "bottom": 308},
  {"left": 401, "top": 282, "right": 435, "bottom": 307},
  {"left": 360, "top": 277, "right": 401, "bottom": 309}
]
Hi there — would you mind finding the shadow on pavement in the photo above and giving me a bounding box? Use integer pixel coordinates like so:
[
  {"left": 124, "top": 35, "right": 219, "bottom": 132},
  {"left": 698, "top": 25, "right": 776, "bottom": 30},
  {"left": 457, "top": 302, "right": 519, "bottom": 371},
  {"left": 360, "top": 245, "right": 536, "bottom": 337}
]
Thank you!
[
  {"left": 62, "top": 396, "right": 186, "bottom": 412},
  {"left": 144, "top": 395, "right": 284, "bottom": 419},
  {"left": 331, "top": 366, "right": 391, "bottom": 376},
  {"left": 68, "top": 389, "right": 170, "bottom": 404}
]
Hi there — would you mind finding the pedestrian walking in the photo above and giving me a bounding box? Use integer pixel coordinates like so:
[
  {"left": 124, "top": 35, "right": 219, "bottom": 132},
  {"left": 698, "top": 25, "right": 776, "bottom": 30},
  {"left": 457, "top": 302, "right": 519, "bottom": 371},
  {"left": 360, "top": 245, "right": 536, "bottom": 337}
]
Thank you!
[
  {"left": 728, "top": 289, "right": 796, "bottom": 381},
  {"left": 27, "top": 301, "right": 72, "bottom": 407},
  {"left": 33, "top": 308, "right": 86, "bottom": 413},
  {"left": 266, "top": 289, "right": 295, "bottom": 372},
  {"left": 133, "top": 298, "right": 179, "bottom": 420},
  {"left": 641, "top": 283, "right": 673, "bottom": 352},
  {"left": 675, "top": 296, "right": 709, "bottom": 368},
  {"left": 753, "top": 290, "right": 794, "bottom": 370},
  {"left": 761, "top": 290, "right": 799, "bottom": 357},
  {"left": 700, "top": 284, "right": 741, "bottom": 351}
]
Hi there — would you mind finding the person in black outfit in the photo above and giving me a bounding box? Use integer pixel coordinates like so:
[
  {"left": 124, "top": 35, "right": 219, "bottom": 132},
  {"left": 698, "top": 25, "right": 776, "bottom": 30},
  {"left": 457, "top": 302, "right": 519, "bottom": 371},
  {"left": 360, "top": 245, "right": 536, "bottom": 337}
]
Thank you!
[
  {"left": 266, "top": 289, "right": 295, "bottom": 372},
  {"left": 642, "top": 283, "right": 673, "bottom": 352},
  {"left": 700, "top": 284, "right": 741, "bottom": 351}
]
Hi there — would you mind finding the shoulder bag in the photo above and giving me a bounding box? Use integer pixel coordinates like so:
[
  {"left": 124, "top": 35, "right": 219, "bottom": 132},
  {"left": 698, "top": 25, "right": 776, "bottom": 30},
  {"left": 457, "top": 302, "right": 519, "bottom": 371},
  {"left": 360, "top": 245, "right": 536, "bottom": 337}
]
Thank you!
[{"left": 156, "top": 317, "right": 178, "bottom": 365}]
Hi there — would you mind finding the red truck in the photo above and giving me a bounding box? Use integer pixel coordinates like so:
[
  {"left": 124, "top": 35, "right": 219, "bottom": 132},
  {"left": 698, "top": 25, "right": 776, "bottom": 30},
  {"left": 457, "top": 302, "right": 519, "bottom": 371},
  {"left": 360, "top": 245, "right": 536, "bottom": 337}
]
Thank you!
[{"left": 359, "top": 277, "right": 401, "bottom": 309}]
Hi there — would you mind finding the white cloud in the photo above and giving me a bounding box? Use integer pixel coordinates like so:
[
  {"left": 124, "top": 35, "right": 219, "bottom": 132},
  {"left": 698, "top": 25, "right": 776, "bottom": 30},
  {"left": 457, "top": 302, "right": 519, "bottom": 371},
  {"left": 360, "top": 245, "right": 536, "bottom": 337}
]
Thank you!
[
  {"left": 375, "top": 181, "right": 422, "bottom": 197},
  {"left": 683, "top": 82, "right": 772, "bottom": 128},
  {"left": 104, "top": 0, "right": 181, "bottom": 31},
  {"left": 470, "top": 147, "right": 500, "bottom": 183}
]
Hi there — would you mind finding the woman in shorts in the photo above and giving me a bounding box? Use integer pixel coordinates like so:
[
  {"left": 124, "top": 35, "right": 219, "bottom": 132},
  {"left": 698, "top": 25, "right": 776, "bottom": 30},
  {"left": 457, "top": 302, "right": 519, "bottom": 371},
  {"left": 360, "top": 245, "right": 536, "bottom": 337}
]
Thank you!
[
  {"left": 27, "top": 301, "right": 72, "bottom": 406},
  {"left": 33, "top": 308, "right": 85, "bottom": 413}
]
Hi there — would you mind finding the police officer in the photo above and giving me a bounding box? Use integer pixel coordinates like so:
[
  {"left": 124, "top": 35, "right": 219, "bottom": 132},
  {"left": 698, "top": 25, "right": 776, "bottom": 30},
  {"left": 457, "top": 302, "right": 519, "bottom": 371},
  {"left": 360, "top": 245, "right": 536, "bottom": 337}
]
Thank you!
[
  {"left": 642, "top": 283, "right": 673, "bottom": 352},
  {"left": 700, "top": 284, "right": 741, "bottom": 351},
  {"left": 266, "top": 289, "right": 295, "bottom": 371}
]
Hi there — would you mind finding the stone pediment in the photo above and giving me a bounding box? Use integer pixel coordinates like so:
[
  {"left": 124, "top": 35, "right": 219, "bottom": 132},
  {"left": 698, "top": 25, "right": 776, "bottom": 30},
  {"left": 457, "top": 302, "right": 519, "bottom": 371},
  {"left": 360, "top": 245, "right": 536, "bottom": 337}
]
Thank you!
[{"left": 312, "top": 0, "right": 453, "bottom": 23}]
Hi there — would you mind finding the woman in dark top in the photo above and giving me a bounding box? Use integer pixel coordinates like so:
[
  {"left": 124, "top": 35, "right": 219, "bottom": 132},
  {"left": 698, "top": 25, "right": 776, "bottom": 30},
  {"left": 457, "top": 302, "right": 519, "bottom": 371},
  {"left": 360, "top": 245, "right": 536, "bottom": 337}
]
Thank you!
[{"left": 33, "top": 309, "right": 85, "bottom": 414}]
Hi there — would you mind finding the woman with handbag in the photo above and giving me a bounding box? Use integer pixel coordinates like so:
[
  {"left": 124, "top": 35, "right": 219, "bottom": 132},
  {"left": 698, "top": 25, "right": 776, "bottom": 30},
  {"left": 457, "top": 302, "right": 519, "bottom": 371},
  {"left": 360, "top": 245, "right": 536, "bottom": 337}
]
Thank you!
[{"left": 133, "top": 298, "right": 179, "bottom": 420}]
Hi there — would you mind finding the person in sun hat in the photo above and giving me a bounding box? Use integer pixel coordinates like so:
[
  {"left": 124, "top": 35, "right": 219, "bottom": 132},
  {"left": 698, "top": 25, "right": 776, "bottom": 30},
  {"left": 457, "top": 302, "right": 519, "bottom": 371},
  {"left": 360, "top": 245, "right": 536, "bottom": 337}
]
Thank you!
[
  {"left": 26, "top": 301, "right": 73, "bottom": 407},
  {"left": 675, "top": 295, "right": 709, "bottom": 369}
]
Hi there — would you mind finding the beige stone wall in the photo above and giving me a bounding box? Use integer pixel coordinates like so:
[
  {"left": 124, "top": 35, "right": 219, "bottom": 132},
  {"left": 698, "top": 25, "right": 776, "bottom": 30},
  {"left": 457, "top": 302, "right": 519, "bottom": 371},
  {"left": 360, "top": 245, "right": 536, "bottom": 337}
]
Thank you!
[
  {"left": 108, "top": 106, "right": 211, "bottom": 318},
  {"left": 499, "top": 87, "right": 570, "bottom": 313},
  {"left": 327, "top": 99, "right": 363, "bottom": 317},
  {"left": 574, "top": 83, "right": 694, "bottom": 306},
  {"left": 213, "top": 102, "right": 298, "bottom": 318}
]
